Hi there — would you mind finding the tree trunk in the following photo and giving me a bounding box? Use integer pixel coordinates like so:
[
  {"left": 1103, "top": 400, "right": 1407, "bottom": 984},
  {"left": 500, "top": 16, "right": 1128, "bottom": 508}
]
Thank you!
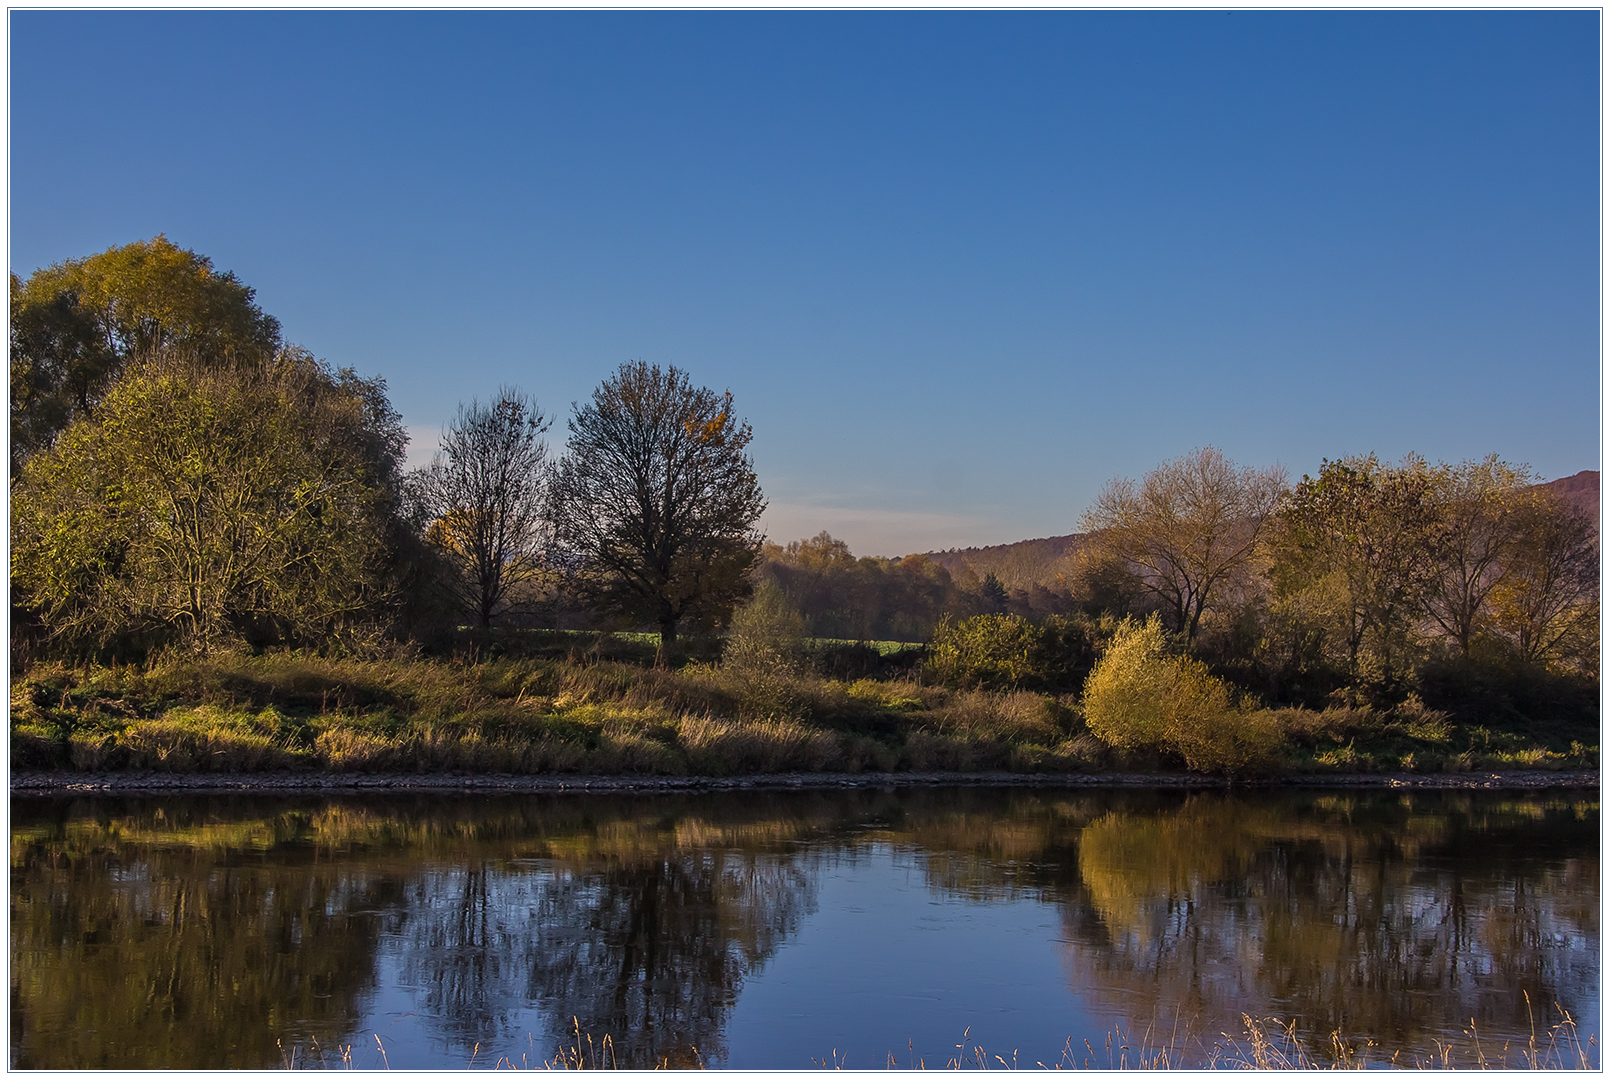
[{"left": 656, "top": 617, "right": 678, "bottom": 667}]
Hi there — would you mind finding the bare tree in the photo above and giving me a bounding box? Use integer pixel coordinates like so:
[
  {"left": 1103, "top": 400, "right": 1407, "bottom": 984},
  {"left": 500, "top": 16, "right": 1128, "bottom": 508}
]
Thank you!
[
  {"left": 1079, "top": 447, "right": 1288, "bottom": 641},
  {"left": 410, "top": 388, "right": 550, "bottom": 629},
  {"left": 547, "top": 362, "right": 765, "bottom": 650}
]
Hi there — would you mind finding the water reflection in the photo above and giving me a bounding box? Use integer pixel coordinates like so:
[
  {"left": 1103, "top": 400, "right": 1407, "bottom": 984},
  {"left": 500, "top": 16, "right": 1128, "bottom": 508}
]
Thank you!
[
  {"left": 10, "top": 787, "right": 1598, "bottom": 1068},
  {"left": 9, "top": 799, "right": 400, "bottom": 1068},
  {"left": 1064, "top": 793, "right": 1599, "bottom": 1060},
  {"left": 390, "top": 848, "right": 817, "bottom": 1064}
]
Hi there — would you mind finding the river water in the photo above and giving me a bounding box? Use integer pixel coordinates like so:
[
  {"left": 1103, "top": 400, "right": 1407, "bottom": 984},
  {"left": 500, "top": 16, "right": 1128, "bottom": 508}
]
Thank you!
[{"left": 9, "top": 786, "right": 1598, "bottom": 1069}]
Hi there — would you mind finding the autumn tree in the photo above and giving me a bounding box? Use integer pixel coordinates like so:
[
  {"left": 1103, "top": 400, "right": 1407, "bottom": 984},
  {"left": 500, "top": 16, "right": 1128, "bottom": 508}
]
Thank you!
[
  {"left": 1419, "top": 455, "right": 1538, "bottom": 655},
  {"left": 547, "top": 362, "right": 766, "bottom": 650},
  {"left": 1078, "top": 447, "right": 1287, "bottom": 641},
  {"left": 10, "top": 348, "right": 404, "bottom": 653},
  {"left": 408, "top": 389, "right": 551, "bottom": 630},
  {"left": 1488, "top": 493, "right": 1599, "bottom": 671},
  {"left": 1268, "top": 454, "right": 1446, "bottom": 687},
  {"left": 10, "top": 236, "right": 282, "bottom": 471}
]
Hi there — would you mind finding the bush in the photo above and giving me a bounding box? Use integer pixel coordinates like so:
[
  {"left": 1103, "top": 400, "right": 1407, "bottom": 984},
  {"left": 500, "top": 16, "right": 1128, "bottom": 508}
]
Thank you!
[
  {"left": 1082, "top": 616, "right": 1285, "bottom": 775},
  {"left": 722, "top": 582, "right": 808, "bottom": 717},
  {"left": 926, "top": 614, "right": 1045, "bottom": 690},
  {"left": 927, "top": 612, "right": 1113, "bottom": 692}
]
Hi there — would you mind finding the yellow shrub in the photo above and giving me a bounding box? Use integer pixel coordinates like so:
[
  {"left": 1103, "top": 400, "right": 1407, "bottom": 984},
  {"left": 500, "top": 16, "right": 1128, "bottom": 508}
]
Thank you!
[{"left": 1082, "top": 616, "right": 1284, "bottom": 775}]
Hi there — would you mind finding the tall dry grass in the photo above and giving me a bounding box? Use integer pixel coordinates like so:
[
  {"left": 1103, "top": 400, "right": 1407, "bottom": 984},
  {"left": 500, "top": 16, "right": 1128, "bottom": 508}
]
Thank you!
[
  {"left": 283, "top": 1004, "right": 1595, "bottom": 1069},
  {"left": 13, "top": 648, "right": 1100, "bottom": 778}
]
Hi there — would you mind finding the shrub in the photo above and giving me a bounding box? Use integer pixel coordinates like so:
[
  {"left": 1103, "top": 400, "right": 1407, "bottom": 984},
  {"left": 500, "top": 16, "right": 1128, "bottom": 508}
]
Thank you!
[
  {"left": 927, "top": 612, "right": 1113, "bottom": 692},
  {"left": 722, "top": 582, "right": 808, "bottom": 717},
  {"left": 1082, "top": 616, "right": 1285, "bottom": 775},
  {"left": 926, "top": 613, "right": 1044, "bottom": 690}
]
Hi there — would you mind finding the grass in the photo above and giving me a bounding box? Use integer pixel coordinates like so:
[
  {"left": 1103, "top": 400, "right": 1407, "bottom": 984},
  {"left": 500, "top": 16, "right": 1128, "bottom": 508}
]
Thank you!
[
  {"left": 10, "top": 651, "right": 1097, "bottom": 777},
  {"left": 278, "top": 1005, "right": 1597, "bottom": 1069},
  {"left": 11, "top": 649, "right": 1595, "bottom": 779}
]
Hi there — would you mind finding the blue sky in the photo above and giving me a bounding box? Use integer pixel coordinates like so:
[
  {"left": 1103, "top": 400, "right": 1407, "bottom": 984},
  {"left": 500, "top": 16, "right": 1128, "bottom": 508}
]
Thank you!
[{"left": 10, "top": 11, "right": 1601, "bottom": 556}]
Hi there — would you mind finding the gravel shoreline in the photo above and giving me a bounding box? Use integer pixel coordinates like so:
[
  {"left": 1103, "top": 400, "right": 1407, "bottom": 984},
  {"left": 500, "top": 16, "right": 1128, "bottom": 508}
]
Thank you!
[{"left": 9, "top": 768, "right": 1599, "bottom": 796}]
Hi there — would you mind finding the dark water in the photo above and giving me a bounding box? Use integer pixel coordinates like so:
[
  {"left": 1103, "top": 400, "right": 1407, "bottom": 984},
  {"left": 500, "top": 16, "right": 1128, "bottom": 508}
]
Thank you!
[{"left": 9, "top": 786, "right": 1599, "bottom": 1069}]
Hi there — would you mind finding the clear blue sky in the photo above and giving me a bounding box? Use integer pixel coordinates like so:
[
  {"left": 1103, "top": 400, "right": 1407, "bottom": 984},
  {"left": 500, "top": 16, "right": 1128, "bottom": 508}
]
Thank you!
[{"left": 10, "top": 11, "right": 1601, "bottom": 556}]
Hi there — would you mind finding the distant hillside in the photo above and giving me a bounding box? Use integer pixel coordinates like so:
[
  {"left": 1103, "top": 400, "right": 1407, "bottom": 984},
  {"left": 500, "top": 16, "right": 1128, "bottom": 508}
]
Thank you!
[
  {"left": 923, "top": 533, "right": 1088, "bottom": 592},
  {"left": 922, "top": 470, "right": 1599, "bottom": 591},
  {"left": 1539, "top": 469, "right": 1598, "bottom": 525}
]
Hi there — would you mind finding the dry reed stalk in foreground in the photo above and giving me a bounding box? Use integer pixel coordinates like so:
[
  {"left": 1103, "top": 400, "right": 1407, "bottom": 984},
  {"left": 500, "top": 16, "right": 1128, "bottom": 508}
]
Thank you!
[{"left": 276, "top": 1004, "right": 1596, "bottom": 1070}]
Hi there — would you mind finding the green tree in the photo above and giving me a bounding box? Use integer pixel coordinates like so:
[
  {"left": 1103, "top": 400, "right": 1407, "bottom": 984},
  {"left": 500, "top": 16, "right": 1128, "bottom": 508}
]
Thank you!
[
  {"left": 11, "top": 348, "right": 403, "bottom": 653},
  {"left": 547, "top": 362, "right": 766, "bottom": 651},
  {"left": 409, "top": 389, "right": 552, "bottom": 630},
  {"left": 980, "top": 572, "right": 1009, "bottom": 610},
  {"left": 10, "top": 236, "right": 281, "bottom": 471},
  {"left": 1079, "top": 447, "right": 1287, "bottom": 642}
]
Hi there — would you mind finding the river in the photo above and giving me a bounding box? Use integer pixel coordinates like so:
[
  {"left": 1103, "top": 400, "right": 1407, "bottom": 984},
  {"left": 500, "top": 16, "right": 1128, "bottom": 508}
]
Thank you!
[{"left": 9, "top": 786, "right": 1598, "bottom": 1068}]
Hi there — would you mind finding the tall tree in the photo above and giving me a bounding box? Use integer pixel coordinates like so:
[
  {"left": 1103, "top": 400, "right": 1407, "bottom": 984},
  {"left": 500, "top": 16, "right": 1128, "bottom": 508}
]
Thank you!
[
  {"left": 10, "top": 348, "right": 403, "bottom": 653},
  {"left": 10, "top": 236, "right": 281, "bottom": 472},
  {"left": 1078, "top": 447, "right": 1287, "bottom": 641},
  {"left": 1420, "top": 455, "right": 1536, "bottom": 656},
  {"left": 408, "top": 389, "right": 552, "bottom": 630},
  {"left": 548, "top": 362, "right": 765, "bottom": 650},
  {"left": 1488, "top": 493, "right": 1599, "bottom": 670},
  {"left": 1268, "top": 454, "right": 1446, "bottom": 686}
]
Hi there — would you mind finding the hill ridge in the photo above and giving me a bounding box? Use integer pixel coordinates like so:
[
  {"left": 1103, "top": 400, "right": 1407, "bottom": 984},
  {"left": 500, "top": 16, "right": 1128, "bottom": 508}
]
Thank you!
[{"left": 921, "top": 470, "right": 1598, "bottom": 591}]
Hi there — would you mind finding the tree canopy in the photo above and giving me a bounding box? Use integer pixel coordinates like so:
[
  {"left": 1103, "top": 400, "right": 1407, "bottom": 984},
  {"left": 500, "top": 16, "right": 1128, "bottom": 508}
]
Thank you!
[
  {"left": 10, "top": 236, "right": 281, "bottom": 471},
  {"left": 1268, "top": 454, "right": 1447, "bottom": 688},
  {"left": 548, "top": 362, "right": 765, "bottom": 648},
  {"left": 1078, "top": 447, "right": 1287, "bottom": 641},
  {"left": 11, "top": 348, "right": 404, "bottom": 654}
]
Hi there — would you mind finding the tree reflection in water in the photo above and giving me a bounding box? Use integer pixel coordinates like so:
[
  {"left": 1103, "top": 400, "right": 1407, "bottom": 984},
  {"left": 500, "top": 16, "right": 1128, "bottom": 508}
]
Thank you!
[
  {"left": 1062, "top": 792, "right": 1599, "bottom": 1060},
  {"left": 9, "top": 787, "right": 1598, "bottom": 1069},
  {"left": 9, "top": 797, "right": 404, "bottom": 1068},
  {"left": 391, "top": 850, "right": 818, "bottom": 1065}
]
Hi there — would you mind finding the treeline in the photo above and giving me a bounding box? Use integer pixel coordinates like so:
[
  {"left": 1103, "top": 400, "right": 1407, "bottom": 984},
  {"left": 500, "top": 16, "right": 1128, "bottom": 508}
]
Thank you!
[
  {"left": 752, "top": 533, "right": 1085, "bottom": 643},
  {"left": 904, "top": 448, "right": 1599, "bottom": 753},
  {"left": 10, "top": 238, "right": 765, "bottom": 663}
]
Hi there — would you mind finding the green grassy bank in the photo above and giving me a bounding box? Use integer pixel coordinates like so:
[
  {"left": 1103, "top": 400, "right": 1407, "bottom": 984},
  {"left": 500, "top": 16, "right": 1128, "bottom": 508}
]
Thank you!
[{"left": 10, "top": 640, "right": 1596, "bottom": 779}]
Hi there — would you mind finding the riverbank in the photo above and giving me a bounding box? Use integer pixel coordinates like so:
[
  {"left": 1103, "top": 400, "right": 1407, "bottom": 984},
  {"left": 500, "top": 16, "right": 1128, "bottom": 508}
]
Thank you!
[
  {"left": 11, "top": 766, "right": 1598, "bottom": 795},
  {"left": 14, "top": 651, "right": 1599, "bottom": 784}
]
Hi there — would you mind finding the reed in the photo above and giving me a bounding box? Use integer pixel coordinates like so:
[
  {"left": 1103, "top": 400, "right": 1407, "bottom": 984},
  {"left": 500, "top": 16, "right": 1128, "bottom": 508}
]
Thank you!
[{"left": 275, "top": 1006, "right": 1595, "bottom": 1070}]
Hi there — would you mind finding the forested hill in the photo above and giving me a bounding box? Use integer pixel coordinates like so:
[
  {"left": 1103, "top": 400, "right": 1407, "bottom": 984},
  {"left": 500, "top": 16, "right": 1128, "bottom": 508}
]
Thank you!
[
  {"left": 923, "top": 470, "right": 1599, "bottom": 591},
  {"left": 1540, "top": 470, "right": 1599, "bottom": 525},
  {"left": 923, "top": 533, "right": 1086, "bottom": 593}
]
